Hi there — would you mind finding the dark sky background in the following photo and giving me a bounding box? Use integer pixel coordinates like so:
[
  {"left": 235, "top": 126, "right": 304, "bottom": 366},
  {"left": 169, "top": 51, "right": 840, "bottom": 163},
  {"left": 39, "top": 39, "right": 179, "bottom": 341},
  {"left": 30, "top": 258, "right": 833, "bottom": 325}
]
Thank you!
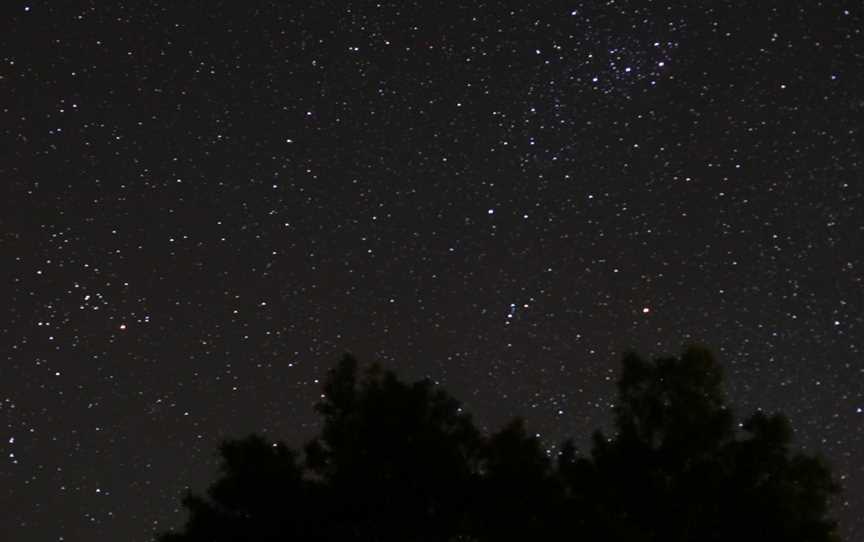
[{"left": 1, "top": 1, "right": 862, "bottom": 540}]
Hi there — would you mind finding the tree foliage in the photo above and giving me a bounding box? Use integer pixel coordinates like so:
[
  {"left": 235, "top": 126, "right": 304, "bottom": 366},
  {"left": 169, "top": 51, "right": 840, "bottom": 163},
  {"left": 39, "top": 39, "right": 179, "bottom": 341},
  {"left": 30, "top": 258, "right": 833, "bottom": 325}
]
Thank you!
[{"left": 160, "top": 348, "right": 841, "bottom": 542}]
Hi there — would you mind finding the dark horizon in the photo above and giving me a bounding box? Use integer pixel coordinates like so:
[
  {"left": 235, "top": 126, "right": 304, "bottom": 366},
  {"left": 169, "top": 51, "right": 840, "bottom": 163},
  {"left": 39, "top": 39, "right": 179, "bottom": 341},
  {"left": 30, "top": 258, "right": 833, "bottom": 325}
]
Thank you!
[
  {"left": 160, "top": 349, "right": 844, "bottom": 542},
  {"left": 1, "top": 1, "right": 862, "bottom": 540}
]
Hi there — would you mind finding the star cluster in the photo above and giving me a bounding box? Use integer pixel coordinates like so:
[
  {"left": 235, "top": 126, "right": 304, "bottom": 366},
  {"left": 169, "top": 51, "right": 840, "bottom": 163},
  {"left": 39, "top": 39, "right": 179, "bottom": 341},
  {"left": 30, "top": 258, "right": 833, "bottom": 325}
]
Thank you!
[{"left": 1, "top": 1, "right": 862, "bottom": 541}]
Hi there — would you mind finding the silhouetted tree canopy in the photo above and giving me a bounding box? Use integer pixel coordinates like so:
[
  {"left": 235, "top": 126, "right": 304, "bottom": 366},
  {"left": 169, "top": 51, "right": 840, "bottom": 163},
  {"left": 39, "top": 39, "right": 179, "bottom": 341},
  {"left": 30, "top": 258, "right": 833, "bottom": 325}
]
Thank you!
[{"left": 160, "top": 347, "right": 841, "bottom": 542}]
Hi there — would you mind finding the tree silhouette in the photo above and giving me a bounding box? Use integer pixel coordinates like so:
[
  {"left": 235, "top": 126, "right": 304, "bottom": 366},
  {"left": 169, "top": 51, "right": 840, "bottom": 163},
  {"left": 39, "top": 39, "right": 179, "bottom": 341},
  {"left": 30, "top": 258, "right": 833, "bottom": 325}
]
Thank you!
[
  {"left": 572, "top": 346, "right": 841, "bottom": 542},
  {"left": 474, "top": 418, "right": 561, "bottom": 541},
  {"left": 160, "top": 347, "right": 841, "bottom": 542},
  {"left": 158, "top": 435, "right": 317, "bottom": 542},
  {"left": 303, "top": 356, "right": 483, "bottom": 541}
]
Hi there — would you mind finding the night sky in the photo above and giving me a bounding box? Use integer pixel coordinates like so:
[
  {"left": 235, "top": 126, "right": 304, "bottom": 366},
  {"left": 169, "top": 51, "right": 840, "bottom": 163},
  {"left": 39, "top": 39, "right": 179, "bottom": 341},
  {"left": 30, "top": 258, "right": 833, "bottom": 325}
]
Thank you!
[{"left": 2, "top": 1, "right": 862, "bottom": 540}]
